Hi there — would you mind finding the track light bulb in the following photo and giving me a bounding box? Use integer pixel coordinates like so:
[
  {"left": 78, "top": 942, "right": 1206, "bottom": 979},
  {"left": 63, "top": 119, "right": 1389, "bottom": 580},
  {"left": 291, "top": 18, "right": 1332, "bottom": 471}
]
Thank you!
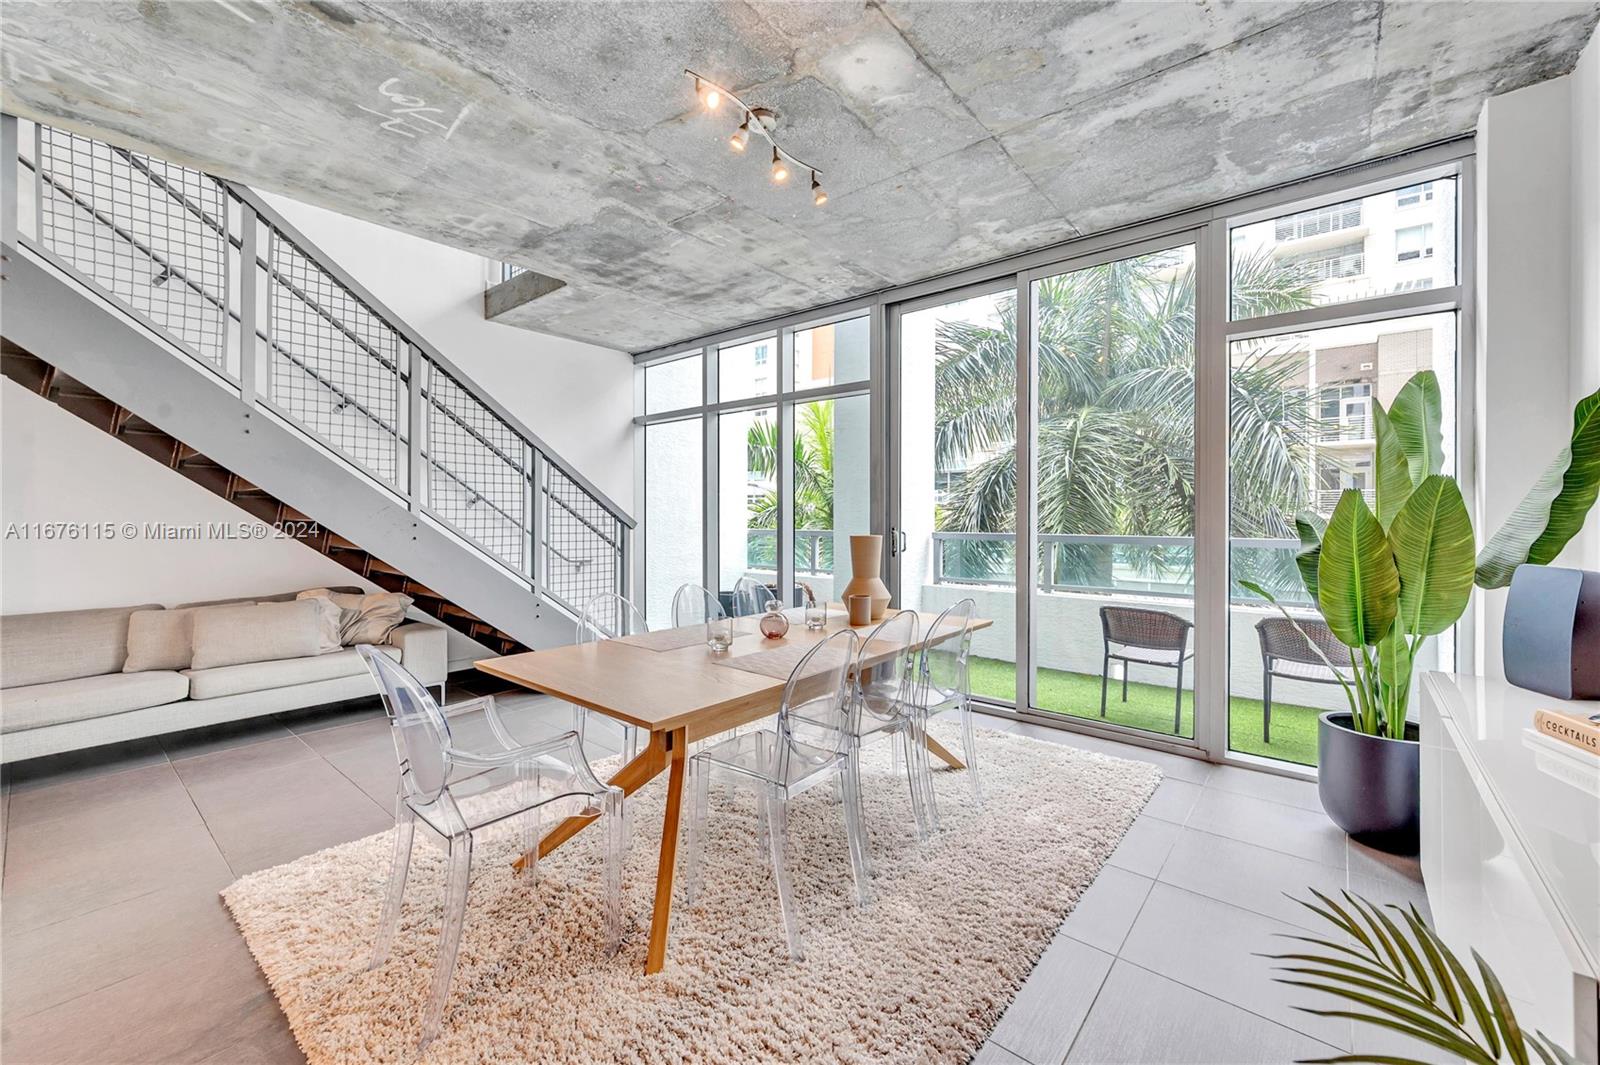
[
  {"left": 730, "top": 119, "right": 750, "bottom": 152},
  {"left": 811, "top": 172, "right": 827, "bottom": 206},
  {"left": 698, "top": 78, "right": 721, "bottom": 110},
  {"left": 771, "top": 148, "right": 789, "bottom": 184}
]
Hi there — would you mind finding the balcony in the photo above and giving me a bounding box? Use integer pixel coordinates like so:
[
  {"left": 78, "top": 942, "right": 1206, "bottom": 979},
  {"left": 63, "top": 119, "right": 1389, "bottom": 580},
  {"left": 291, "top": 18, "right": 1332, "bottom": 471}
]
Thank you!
[{"left": 1317, "top": 414, "right": 1373, "bottom": 442}]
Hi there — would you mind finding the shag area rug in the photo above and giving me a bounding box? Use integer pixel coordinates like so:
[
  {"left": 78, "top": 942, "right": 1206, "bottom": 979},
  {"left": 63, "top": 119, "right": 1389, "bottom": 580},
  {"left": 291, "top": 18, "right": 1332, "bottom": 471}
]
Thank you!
[{"left": 222, "top": 725, "right": 1161, "bottom": 1064}]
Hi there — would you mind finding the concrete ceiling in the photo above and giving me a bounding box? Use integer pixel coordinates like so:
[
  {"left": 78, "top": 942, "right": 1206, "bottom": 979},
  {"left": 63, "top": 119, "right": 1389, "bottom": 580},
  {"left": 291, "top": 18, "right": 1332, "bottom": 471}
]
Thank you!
[{"left": 3, "top": 1, "right": 1596, "bottom": 354}]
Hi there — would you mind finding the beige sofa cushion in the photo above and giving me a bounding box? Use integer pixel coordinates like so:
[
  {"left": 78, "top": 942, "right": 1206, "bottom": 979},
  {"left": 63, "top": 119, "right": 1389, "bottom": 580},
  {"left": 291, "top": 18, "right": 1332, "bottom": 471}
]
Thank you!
[
  {"left": 297, "top": 589, "right": 413, "bottom": 645},
  {"left": 0, "top": 671, "right": 189, "bottom": 732},
  {"left": 123, "top": 608, "right": 195, "bottom": 672},
  {"left": 183, "top": 645, "right": 399, "bottom": 700},
  {"left": 189, "top": 600, "right": 327, "bottom": 671},
  {"left": 0, "top": 604, "right": 162, "bottom": 688}
]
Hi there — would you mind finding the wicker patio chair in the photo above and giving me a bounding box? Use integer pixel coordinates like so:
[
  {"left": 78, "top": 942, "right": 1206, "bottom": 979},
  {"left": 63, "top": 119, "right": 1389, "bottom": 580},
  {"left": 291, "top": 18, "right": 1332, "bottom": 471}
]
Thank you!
[
  {"left": 1099, "top": 606, "right": 1194, "bottom": 733},
  {"left": 1254, "top": 616, "right": 1352, "bottom": 742}
]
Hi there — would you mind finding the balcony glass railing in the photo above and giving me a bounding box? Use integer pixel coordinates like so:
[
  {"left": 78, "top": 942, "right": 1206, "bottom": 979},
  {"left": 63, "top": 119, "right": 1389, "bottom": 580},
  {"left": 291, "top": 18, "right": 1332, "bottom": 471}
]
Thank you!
[
  {"left": 745, "top": 529, "right": 835, "bottom": 576},
  {"left": 930, "top": 531, "right": 1313, "bottom": 607}
]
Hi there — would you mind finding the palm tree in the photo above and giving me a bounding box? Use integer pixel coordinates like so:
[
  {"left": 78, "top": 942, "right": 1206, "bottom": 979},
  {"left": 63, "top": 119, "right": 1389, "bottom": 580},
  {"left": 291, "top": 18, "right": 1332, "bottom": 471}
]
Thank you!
[
  {"left": 933, "top": 247, "right": 1319, "bottom": 594},
  {"left": 746, "top": 402, "right": 837, "bottom": 570}
]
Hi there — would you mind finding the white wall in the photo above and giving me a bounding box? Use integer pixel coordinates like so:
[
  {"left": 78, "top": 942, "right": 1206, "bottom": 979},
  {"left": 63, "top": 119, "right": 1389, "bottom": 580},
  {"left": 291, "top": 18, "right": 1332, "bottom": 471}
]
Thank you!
[
  {"left": 0, "top": 381, "right": 490, "bottom": 667},
  {"left": 260, "top": 193, "right": 636, "bottom": 510},
  {"left": 1571, "top": 32, "right": 1600, "bottom": 573},
  {"left": 1473, "top": 37, "right": 1600, "bottom": 678}
]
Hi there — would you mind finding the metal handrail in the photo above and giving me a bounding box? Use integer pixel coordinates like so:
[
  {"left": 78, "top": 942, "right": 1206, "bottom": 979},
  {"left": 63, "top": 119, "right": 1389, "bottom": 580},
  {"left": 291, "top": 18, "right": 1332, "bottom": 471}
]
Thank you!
[{"left": 8, "top": 116, "right": 631, "bottom": 612}]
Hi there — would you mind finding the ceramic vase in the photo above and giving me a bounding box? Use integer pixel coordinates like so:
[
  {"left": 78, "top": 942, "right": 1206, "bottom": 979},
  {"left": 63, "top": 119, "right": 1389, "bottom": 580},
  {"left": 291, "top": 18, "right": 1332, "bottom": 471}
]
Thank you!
[{"left": 842, "top": 534, "right": 892, "bottom": 621}]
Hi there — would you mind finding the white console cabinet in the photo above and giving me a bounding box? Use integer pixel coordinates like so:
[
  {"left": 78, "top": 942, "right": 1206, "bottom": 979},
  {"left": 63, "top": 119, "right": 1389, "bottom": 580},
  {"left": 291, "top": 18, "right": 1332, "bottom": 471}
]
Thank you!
[{"left": 1420, "top": 672, "right": 1599, "bottom": 1063}]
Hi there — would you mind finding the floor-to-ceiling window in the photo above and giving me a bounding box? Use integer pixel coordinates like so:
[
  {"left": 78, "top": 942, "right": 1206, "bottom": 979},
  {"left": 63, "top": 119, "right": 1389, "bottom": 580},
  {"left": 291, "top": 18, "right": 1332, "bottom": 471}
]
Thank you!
[
  {"left": 1224, "top": 177, "right": 1461, "bottom": 767},
  {"left": 637, "top": 148, "right": 1469, "bottom": 775},
  {"left": 639, "top": 314, "right": 872, "bottom": 621}
]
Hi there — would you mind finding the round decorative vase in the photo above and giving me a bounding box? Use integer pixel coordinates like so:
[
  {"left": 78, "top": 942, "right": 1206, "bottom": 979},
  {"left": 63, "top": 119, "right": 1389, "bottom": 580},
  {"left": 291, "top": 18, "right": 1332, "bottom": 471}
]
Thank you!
[
  {"left": 758, "top": 600, "right": 790, "bottom": 640},
  {"left": 841, "top": 534, "right": 892, "bottom": 620},
  {"left": 1317, "top": 712, "right": 1420, "bottom": 855}
]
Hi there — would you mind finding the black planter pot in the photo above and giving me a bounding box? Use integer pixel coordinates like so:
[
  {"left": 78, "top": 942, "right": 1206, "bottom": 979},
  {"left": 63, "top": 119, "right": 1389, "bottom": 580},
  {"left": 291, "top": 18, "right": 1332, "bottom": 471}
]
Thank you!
[{"left": 1317, "top": 712, "right": 1421, "bottom": 855}]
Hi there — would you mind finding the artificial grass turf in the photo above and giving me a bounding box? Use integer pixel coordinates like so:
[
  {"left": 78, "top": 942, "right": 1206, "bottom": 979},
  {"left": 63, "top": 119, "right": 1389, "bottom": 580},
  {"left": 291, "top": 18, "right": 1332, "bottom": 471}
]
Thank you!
[{"left": 965, "top": 655, "right": 1322, "bottom": 767}]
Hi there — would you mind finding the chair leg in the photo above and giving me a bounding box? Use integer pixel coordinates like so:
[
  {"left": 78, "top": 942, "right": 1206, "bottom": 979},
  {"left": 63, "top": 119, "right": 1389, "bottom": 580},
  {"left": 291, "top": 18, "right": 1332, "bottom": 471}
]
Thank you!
[
  {"left": 1122, "top": 662, "right": 1129, "bottom": 703},
  {"left": 1173, "top": 659, "right": 1185, "bottom": 734},
  {"left": 368, "top": 800, "right": 415, "bottom": 971},
  {"left": 684, "top": 758, "right": 711, "bottom": 905},
  {"left": 518, "top": 762, "right": 541, "bottom": 882},
  {"left": 1262, "top": 670, "right": 1273, "bottom": 743},
  {"left": 1100, "top": 655, "right": 1110, "bottom": 717},
  {"left": 765, "top": 786, "right": 803, "bottom": 960},
  {"left": 913, "top": 714, "right": 942, "bottom": 834},
  {"left": 959, "top": 697, "right": 983, "bottom": 805},
  {"left": 602, "top": 786, "right": 624, "bottom": 952},
  {"left": 838, "top": 763, "right": 873, "bottom": 908},
  {"left": 899, "top": 729, "right": 931, "bottom": 841},
  {"left": 571, "top": 703, "right": 588, "bottom": 744},
  {"left": 844, "top": 746, "right": 874, "bottom": 880},
  {"left": 419, "top": 833, "right": 473, "bottom": 1050}
]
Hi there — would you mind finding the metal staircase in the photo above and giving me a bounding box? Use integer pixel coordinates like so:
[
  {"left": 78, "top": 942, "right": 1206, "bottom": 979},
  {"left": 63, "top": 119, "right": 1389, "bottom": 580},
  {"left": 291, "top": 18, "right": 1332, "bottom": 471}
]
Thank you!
[{"left": 0, "top": 115, "right": 634, "bottom": 653}]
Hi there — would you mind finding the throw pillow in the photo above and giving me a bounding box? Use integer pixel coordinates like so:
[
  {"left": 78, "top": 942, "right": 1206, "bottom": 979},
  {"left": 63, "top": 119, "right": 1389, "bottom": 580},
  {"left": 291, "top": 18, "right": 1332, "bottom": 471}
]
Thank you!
[
  {"left": 189, "top": 600, "right": 326, "bottom": 671},
  {"left": 123, "top": 608, "right": 196, "bottom": 672},
  {"left": 297, "top": 588, "right": 414, "bottom": 645}
]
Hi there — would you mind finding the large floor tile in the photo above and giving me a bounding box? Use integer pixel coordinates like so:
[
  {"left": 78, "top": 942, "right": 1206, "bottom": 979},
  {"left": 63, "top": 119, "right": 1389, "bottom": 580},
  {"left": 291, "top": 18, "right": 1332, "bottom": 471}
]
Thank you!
[
  {"left": 1204, "top": 763, "right": 1321, "bottom": 812},
  {"left": 1, "top": 790, "right": 233, "bottom": 933},
  {"left": 0, "top": 936, "right": 299, "bottom": 1065},
  {"left": 2, "top": 738, "right": 169, "bottom": 793},
  {"left": 973, "top": 1040, "right": 1031, "bottom": 1065},
  {"left": 2, "top": 879, "right": 239, "bottom": 1023},
  {"left": 989, "top": 932, "right": 1113, "bottom": 1065},
  {"left": 1064, "top": 960, "right": 1342, "bottom": 1063},
  {"left": 159, "top": 716, "right": 301, "bottom": 762},
  {"left": 1118, "top": 882, "right": 1349, "bottom": 1049},
  {"left": 1184, "top": 787, "right": 1348, "bottom": 867},
  {"left": 1104, "top": 815, "right": 1181, "bottom": 879},
  {"left": 182, "top": 756, "right": 390, "bottom": 875},
  {"left": 1059, "top": 865, "right": 1152, "bottom": 956},
  {"left": 1347, "top": 838, "right": 1430, "bottom": 918},
  {"left": 5, "top": 761, "right": 190, "bottom": 829},
  {"left": 272, "top": 696, "right": 385, "bottom": 734},
  {"left": 1157, "top": 828, "right": 1347, "bottom": 930},
  {"left": 168, "top": 735, "right": 319, "bottom": 792},
  {"left": 1139, "top": 777, "right": 1204, "bottom": 825}
]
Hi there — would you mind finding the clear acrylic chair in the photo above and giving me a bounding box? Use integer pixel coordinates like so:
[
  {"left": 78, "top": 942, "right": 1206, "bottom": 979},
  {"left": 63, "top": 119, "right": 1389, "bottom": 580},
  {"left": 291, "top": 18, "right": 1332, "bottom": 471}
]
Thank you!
[
  {"left": 682, "top": 629, "right": 869, "bottom": 960},
  {"left": 846, "top": 609, "right": 936, "bottom": 854},
  {"left": 915, "top": 599, "right": 981, "bottom": 830},
  {"left": 355, "top": 645, "right": 623, "bottom": 1051},
  {"left": 671, "top": 582, "right": 725, "bottom": 629},
  {"left": 575, "top": 593, "right": 648, "bottom": 760},
  {"left": 730, "top": 575, "right": 771, "bottom": 618}
]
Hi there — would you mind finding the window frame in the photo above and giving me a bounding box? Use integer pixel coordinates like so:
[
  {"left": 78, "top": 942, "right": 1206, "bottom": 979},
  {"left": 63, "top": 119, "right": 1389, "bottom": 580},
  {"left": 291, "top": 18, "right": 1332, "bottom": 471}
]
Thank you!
[{"left": 634, "top": 140, "right": 1475, "bottom": 782}]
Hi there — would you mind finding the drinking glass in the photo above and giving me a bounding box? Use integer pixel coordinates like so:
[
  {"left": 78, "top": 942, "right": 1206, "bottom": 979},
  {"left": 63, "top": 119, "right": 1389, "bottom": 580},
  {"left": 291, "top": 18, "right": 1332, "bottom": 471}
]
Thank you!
[
  {"left": 804, "top": 601, "right": 827, "bottom": 630},
  {"left": 705, "top": 616, "right": 733, "bottom": 653}
]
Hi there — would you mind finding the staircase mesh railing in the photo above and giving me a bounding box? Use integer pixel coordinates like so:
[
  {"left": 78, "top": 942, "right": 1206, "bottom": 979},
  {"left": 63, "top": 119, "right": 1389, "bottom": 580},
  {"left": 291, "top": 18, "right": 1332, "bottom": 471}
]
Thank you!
[{"left": 10, "top": 118, "right": 630, "bottom": 620}]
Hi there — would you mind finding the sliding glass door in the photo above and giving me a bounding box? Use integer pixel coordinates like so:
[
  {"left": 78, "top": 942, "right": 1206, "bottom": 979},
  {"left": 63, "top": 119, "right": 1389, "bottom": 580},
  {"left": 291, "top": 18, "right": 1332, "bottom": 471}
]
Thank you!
[
  {"left": 894, "top": 287, "right": 1018, "bottom": 705},
  {"left": 1028, "top": 243, "right": 1198, "bottom": 739}
]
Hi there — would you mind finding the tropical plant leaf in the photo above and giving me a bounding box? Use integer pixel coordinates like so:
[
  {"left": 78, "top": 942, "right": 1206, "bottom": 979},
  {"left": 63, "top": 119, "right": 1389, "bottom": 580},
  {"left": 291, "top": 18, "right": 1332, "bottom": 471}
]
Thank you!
[
  {"left": 1344, "top": 891, "right": 1408, "bottom": 977},
  {"left": 1272, "top": 965, "right": 1434, "bottom": 1012},
  {"left": 1318, "top": 491, "right": 1399, "bottom": 648},
  {"left": 1296, "top": 1056, "right": 1449, "bottom": 1065},
  {"left": 1295, "top": 512, "right": 1325, "bottom": 600},
  {"left": 1280, "top": 979, "right": 1494, "bottom": 1059},
  {"left": 1388, "top": 371, "right": 1446, "bottom": 487},
  {"left": 1353, "top": 895, "right": 1434, "bottom": 1003},
  {"left": 1294, "top": 1007, "right": 1498, "bottom": 1065},
  {"left": 1372, "top": 400, "right": 1415, "bottom": 529},
  {"left": 1388, "top": 475, "right": 1475, "bottom": 637},
  {"left": 1533, "top": 1031, "right": 1582, "bottom": 1065},
  {"left": 1474, "top": 950, "right": 1529, "bottom": 1065},
  {"left": 1475, "top": 388, "right": 1600, "bottom": 588},
  {"left": 1395, "top": 904, "right": 1462, "bottom": 1024},
  {"left": 1418, "top": 916, "right": 1501, "bottom": 1058}
]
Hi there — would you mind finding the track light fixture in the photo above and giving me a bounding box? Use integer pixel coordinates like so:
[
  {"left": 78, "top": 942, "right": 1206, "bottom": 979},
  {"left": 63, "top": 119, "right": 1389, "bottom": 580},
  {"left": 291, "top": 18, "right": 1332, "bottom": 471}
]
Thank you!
[{"left": 685, "top": 68, "right": 824, "bottom": 206}]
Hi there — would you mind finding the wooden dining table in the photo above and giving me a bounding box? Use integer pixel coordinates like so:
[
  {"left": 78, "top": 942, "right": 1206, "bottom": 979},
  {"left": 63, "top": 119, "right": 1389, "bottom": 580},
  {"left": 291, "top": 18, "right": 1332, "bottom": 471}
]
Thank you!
[{"left": 475, "top": 605, "right": 991, "bottom": 974}]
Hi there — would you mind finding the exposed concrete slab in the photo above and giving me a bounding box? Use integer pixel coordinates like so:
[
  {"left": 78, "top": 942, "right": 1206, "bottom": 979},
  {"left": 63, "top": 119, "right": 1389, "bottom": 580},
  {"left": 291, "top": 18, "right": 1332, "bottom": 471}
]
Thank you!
[{"left": 2, "top": 0, "right": 1595, "bottom": 353}]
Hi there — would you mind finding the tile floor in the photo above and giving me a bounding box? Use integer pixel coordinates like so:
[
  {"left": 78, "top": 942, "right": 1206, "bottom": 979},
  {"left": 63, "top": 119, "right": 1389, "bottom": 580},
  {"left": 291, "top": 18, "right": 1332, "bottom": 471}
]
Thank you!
[{"left": 0, "top": 695, "right": 1430, "bottom": 1065}]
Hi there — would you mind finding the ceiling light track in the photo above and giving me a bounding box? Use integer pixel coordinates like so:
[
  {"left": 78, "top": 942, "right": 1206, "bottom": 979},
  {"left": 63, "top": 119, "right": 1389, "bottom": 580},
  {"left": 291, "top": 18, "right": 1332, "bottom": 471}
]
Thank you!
[{"left": 685, "top": 68, "right": 826, "bottom": 205}]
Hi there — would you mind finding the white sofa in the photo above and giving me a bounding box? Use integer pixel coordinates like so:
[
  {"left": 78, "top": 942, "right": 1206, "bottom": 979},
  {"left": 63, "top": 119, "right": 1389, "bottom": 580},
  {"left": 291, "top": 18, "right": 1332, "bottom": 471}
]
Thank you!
[{"left": 0, "top": 589, "right": 447, "bottom": 763}]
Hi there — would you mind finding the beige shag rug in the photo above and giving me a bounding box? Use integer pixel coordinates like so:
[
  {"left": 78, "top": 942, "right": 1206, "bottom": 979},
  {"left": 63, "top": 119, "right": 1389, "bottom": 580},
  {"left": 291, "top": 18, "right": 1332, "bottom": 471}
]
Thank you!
[{"left": 222, "top": 725, "right": 1161, "bottom": 1064}]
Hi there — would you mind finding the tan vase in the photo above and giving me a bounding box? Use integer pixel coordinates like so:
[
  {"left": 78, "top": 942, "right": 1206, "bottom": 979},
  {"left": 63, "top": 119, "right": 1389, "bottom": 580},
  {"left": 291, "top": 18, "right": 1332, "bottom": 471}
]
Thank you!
[{"left": 841, "top": 534, "right": 892, "bottom": 621}]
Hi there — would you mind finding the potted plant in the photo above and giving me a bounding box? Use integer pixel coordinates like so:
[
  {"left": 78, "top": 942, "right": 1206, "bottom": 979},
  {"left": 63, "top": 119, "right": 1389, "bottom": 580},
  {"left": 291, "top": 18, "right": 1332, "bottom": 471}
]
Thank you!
[{"left": 1245, "top": 374, "right": 1598, "bottom": 853}]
